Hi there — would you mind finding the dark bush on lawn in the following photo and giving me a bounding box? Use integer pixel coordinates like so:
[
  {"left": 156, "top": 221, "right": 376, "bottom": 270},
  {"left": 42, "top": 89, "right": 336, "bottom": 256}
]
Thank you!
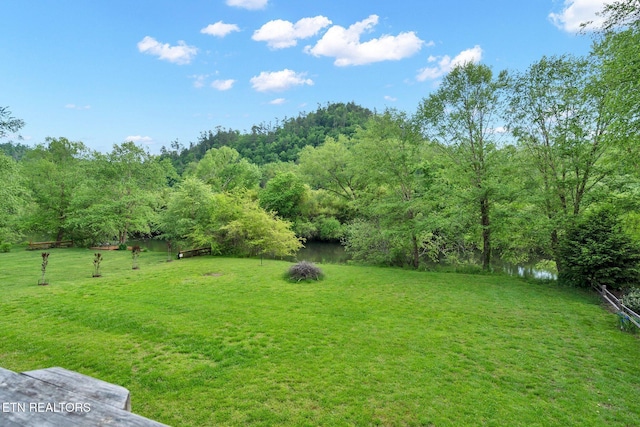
[{"left": 287, "top": 261, "right": 323, "bottom": 282}]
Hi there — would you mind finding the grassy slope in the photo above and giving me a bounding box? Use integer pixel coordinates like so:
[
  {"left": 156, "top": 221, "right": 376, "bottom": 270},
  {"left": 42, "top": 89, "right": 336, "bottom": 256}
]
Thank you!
[{"left": 0, "top": 248, "right": 638, "bottom": 426}]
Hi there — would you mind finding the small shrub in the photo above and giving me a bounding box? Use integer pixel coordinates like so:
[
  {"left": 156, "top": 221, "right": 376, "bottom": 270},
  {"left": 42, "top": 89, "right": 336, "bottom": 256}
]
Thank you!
[
  {"left": 617, "top": 312, "right": 637, "bottom": 333},
  {"left": 287, "top": 261, "right": 323, "bottom": 282},
  {"left": 38, "top": 252, "right": 50, "bottom": 286},
  {"left": 622, "top": 288, "right": 640, "bottom": 314},
  {"left": 0, "top": 243, "right": 11, "bottom": 253},
  {"left": 93, "top": 253, "right": 103, "bottom": 277},
  {"left": 118, "top": 243, "right": 127, "bottom": 251},
  {"left": 132, "top": 245, "right": 141, "bottom": 270}
]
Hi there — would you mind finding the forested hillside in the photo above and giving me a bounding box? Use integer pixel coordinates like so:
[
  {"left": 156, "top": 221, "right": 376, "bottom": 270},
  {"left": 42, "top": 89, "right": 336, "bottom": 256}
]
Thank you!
[{"left": 159, "top": 102, "right": 373, "bottom": 173}]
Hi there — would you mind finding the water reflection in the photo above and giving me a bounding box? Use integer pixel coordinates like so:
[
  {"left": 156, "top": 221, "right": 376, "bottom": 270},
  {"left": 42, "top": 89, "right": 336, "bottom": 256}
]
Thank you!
[
  {"left": 295, "top": 241, "right": 352, "bottom": 264},
  {"left": 128, "top": 238, "right": 171, "bottom": 253},
  {"left": 500, "top": 264, "right": 557, "bottom": 280},
  {"left": 297, "top": 241, "right": 557, "bottom": 280}
]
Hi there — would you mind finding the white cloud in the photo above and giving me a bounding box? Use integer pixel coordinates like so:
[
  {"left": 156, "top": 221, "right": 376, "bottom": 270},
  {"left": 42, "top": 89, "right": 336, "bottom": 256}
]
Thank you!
[
  {"left": 250, "top": 69, "right": 313, "bottom": 92},
  {"left": 211, "top": 79, "right": 236, "bottom": 91},
  {"left": 416, "top": 45, "right": 483, "bottom": 81},
  {"left": 201, "top": 21, "right": 240, "bottom": 37},
  {"left": 269, "top": 98, "right": 286, "bottom": 105},
  {"left": 304, "top": 15, "right": 426, "bottom": 66},
  {"left": 125, "top": 135, "right": 153, "bottom": 144},
  {"left": 190, "top": 74, "right": 209, "bottom": 88},
  {"left": 253, "top": 16, "right": 332, "bottom": 49},
  {"left": 549, "top": 0, "right": 612, "bottom": 32},
  {"left": 65, "top": 104, "right": 91, "bottom": 110},
  {"left": 226, "top": 0, "right": 267, "bottom": 10},
  {"left": 137, "top": 36, "right": 197, "bottom": 65},
  {"left": 384, "top": 95, "right": 397, "bottom": 102}
]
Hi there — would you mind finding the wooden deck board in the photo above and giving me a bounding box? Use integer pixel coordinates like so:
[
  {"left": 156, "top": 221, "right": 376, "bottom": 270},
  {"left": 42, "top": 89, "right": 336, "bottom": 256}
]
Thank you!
[
  {"left": 0, "top": 367, "right": 168, "bottom": 426},
  {"left": 22, "top": 367, "right": 131, "bottom": 411}
]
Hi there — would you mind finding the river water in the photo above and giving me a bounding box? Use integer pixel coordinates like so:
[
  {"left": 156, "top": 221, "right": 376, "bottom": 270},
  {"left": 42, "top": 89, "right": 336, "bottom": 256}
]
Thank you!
[
  {"left": 296, "top": 241, "right": 557, "bottom": 280},
  {"left": 129, "top": 239, "right": 557, "bottom": 280}
]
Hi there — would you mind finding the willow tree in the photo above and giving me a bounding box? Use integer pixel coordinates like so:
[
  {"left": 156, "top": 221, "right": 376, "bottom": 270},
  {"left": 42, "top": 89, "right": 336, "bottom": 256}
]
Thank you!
[
  {"left": 417, "top": 63, "right": 507, "bottom": 270},
  {"left": 160, "top": 177, "right": 302, "bottom": 258}
]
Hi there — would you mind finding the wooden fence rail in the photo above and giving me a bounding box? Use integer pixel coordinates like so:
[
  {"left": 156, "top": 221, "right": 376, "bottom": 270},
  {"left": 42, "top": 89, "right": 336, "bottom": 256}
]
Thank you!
[
  {"left": 593, "top": 285, "right": 640, "bottom": 330},
  {"left": 28, "top": 240, "right": 73, "bottom": 250},
  {"left": 177, "top": 246, "right": 212, "bottom": 259}
]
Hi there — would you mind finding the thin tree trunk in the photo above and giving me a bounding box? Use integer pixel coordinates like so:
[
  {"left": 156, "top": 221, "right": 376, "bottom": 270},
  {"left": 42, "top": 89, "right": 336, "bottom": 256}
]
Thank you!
[
  {"left": 551, "top": 229, "right": 562, "bottom": 277},
  {"left": 480, "top": 196, "right": 491, "bottom": 270},
  {"left": 55, "top": 228, "right": 65, "bottom": 244},
  {"left": 412, "top": 234, "right": 419, "bottom": 269}
]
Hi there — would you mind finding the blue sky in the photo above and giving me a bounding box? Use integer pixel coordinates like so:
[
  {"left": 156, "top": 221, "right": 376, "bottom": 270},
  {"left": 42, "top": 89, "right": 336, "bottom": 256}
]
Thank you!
[{"left": 1, "top": 0, "right": 610, "bottom": 153}]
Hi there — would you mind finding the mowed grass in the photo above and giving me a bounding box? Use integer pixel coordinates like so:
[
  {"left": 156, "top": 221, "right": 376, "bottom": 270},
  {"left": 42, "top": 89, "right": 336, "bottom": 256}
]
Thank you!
[{"left": 0, "top": 248, "right": 639, "bottom": 426}]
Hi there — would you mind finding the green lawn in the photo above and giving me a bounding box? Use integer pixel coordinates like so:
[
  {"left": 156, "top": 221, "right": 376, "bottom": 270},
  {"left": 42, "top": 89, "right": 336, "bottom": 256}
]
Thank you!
[{"left": 0, "top": 248, "right": 638, "bottom": 426}]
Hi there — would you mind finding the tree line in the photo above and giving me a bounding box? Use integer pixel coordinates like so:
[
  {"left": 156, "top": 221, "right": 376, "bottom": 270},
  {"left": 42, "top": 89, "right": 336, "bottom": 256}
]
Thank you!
[{"left": 2, "top": 1, "right": 639, "bottom": 283}]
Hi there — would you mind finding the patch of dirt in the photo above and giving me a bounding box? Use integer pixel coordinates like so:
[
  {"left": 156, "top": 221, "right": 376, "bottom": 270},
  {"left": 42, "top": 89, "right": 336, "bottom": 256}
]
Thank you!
[{"left": 203, "top": 272, "right": 223, "bottom": 277}]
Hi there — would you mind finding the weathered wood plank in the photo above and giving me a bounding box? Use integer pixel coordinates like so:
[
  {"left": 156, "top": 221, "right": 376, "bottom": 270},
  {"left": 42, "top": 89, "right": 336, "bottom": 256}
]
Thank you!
[
  {"left": 178, "top": 246, "right": 212, "bottom": 259},
  {"left": 0, "top": 367, "right": 169, "bottom": 426},
  {"left": 27, "top": 241, "right": 73, "bottom": 250},
  {"left": 22, "top": 367, "right": 130, "bottom": 411}
]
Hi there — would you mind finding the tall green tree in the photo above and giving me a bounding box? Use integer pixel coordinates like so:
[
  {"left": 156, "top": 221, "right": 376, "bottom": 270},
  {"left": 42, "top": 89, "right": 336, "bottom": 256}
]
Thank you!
[
  {"left": 298, "top": 135, "right": 361, "bottom": 202},
  {"left": 186, "top": 146, "right": 260, "bottom": 192},
  {"left": 70, "top": 142, "right": 171, "bottom": 244},
  {"left": 22, "top": 137, "right": 90, "bottom": 242},
  {"left": 592, "top": 0, "right": 640, "bottom": 174},
  {"left": 158, "top": 177, "right": 218, "bottom": 248},
  {"left": 506, "top": 55, "right": 613, "bottom": 272},
  {"left": 0, "top": 106, "right": 25, "bottom": 140},
  {"left": 0, "top": 153, "right": 28, "bottom": 246},
  {"left": 259, "top": 171, "right": 307, "bottom": 221},
  {"left": 346, "top": 110, "right": 434, "bottom": 268},
  {"left": 417, "top": 63, "right": 507, "bottom": 270}
]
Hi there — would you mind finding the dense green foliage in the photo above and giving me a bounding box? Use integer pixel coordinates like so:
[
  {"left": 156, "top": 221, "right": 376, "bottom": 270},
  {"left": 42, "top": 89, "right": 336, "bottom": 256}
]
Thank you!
[
  {"left": 558, "top": 207, "right": 640, "bottom": 289},
  {"left": 2, "top": 2, "right": 640, "bottom": 272},
  {"left": 159, "top": 177, "right": 302, "bottom": 257},
  {"left": 0, "top": 152, "right": 27, "bottom": 246},
  {"left": 0, "top": 141, "right": 31, "bottom": 160},
  {"left": 621, "top": 287, "right": 640, "bottom": 313}
]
